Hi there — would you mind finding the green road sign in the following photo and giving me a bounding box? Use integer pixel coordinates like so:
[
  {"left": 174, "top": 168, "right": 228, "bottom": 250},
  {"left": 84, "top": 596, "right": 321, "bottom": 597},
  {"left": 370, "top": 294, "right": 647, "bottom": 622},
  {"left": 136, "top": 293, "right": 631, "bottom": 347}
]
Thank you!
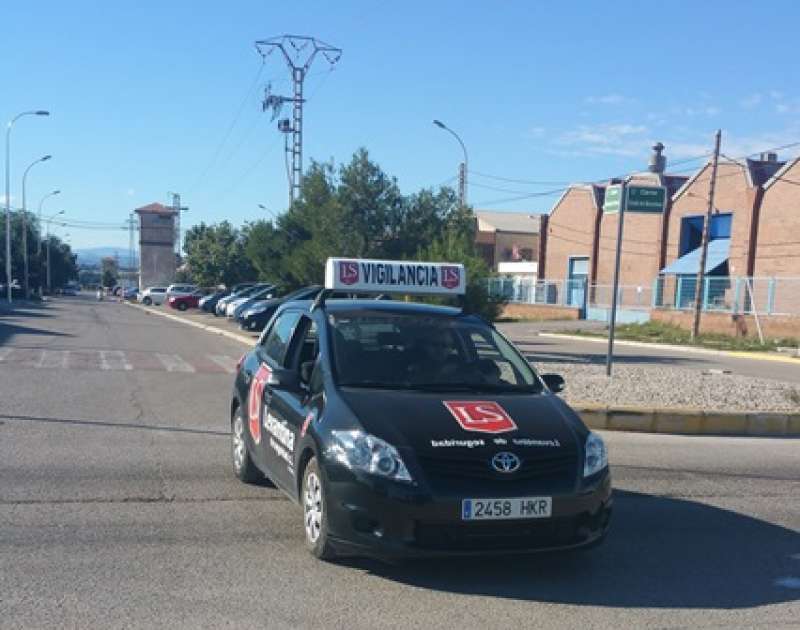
[
  {"left": 603, "top": 185, "right": 622, "bottom": 213},
  {"left": 603, "top": 184, "right": 666, "bottom": 213},
  {"left": 626, "top": 185, "right": 666, "bottom": 213}
]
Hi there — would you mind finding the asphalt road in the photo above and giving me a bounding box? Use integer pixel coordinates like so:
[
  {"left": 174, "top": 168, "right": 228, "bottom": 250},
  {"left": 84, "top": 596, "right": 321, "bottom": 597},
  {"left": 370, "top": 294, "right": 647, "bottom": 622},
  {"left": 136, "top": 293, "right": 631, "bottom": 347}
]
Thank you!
[
  {"left": 1, "top": 296, "right": 799, "bottom": 629},
  {"left": 498, "top": 321, "right": 800, "bottom": 383}
]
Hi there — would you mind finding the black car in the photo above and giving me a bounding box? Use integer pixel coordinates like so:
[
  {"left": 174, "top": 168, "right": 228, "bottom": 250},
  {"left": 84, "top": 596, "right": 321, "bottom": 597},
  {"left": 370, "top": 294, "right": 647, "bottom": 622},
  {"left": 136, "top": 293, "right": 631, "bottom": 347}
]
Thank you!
[
  {"left": 199, "top": 290, "right": 230, "bottom": 313},
  {"left": 238, "top": 285, "right": 323, "bottom": 332},
  {"left": 230, "top": 291, "right": 611, "bottom": 561}
]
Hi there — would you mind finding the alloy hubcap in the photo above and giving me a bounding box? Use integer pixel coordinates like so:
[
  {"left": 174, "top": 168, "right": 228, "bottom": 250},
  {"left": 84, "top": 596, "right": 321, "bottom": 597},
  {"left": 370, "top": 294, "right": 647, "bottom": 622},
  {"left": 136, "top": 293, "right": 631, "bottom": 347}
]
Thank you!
[
  {"left": 304, "top": 471, "right": 323, "bottom": 544},
  {"left": 232, "top": 416, "right": 245, "bottom": 471}
]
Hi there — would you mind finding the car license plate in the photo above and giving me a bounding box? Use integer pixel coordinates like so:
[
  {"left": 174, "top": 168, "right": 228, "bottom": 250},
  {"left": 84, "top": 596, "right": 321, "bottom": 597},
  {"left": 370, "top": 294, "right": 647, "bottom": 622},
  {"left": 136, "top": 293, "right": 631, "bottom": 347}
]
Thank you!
[{"left": 461, "top": 497, "right": 552, "bottom": 521}]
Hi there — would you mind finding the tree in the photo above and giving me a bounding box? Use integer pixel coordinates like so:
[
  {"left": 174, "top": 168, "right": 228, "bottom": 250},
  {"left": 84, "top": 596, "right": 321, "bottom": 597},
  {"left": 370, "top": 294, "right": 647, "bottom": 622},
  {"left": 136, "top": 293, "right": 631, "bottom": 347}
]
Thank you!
[{"left": 183, "top": 221, "right": 255, "bottom": 287}]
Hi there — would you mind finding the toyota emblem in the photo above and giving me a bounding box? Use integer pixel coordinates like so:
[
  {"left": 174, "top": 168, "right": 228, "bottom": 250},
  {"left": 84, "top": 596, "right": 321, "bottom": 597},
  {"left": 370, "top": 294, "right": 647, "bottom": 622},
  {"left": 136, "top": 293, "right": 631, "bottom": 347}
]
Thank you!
[{"left": 491, "top": 451, "right": 521, "bottom": 473}]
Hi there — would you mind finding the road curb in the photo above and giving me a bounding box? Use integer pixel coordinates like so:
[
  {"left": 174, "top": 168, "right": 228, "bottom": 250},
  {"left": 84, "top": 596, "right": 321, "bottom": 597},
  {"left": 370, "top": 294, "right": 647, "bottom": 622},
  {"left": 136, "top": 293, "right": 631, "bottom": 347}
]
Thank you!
[
  {"left": 573, "top": 402, "right": 800, "bottom": 437},
  {"left": 538, "top": 332, "right": 800, "bottom": 364},
  {"left": 125, "top": 302, "right": 254, "bottom": 346}
]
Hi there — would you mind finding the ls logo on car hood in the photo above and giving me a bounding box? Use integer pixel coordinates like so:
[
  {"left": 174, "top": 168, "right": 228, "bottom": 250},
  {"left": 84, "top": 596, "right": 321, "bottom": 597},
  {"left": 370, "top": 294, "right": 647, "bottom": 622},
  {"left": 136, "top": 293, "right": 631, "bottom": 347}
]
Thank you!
[
  {"left": 491, "top": 451, "right": 521, "bottom": 473},
  {"left": 443, "top": 401, "right": 518, "bottom": 434}
]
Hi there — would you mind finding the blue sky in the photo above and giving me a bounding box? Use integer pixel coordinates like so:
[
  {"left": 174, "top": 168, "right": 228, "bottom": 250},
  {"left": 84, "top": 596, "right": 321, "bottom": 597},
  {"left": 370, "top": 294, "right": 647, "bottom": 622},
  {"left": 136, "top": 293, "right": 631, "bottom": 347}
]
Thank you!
[{"left": 3, "top": 0, "right": 800, "bottom": 251}]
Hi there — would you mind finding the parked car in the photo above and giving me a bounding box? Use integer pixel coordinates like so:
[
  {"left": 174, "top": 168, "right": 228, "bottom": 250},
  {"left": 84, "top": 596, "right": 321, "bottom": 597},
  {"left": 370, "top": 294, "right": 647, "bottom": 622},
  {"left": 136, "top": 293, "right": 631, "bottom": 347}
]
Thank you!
[
  {"left": 199, "top": 290, "right": 229, "bottom": 313},
  {"left": 168, "top": 290, "right": 203, "bottom": 311},
  {"left": 166, "top": 283, "right": 198, "bottom": 299},
  {"left": 238, "top": 285, "right": 322, "bottom": 331},
  {"left": 227, "top": 285, "right": 276, "bottom": 319},
  {"left": 139, "top": 286, "right": 168, "bottom": 306},
  {"left": 215, "top": 283, "right": 270, "bottom": 317},
  {"left": 122, "top": 287, "right": 138, "bottom": 300}
]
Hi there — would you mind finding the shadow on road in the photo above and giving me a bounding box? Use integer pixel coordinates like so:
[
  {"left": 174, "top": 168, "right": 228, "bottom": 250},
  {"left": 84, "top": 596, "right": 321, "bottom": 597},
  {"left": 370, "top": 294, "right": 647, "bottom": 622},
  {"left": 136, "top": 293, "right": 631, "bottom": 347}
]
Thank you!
[
  {"left": 0, "top": 413, "right": 228, "bottom": 437},
  {"left": 520, "top": 349, "right": 704, "bottom": 366},
  {"left": 0, "top": 322, "right": 71, "bottom": 346},
  {"left": 346, "top": 490, "right": 800, "bottom": 609}
]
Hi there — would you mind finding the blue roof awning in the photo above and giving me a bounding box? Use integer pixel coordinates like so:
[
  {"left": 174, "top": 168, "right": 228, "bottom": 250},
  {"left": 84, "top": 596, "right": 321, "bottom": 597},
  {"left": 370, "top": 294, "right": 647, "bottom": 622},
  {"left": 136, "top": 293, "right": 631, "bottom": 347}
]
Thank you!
[{"left": 661, "top": 238, "right": 730, "bottom": 275}]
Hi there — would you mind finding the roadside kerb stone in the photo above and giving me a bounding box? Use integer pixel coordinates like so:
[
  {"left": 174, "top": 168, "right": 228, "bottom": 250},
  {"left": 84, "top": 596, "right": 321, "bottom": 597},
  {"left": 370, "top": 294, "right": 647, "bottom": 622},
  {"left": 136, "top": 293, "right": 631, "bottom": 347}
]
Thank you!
[
  {"left": 125, "top": 302, "right": 253, "bottom": 346},
  {"left": 539, "top": 332, "right": 800, "bottom": 364},
  {"left": 573, "top": 404, "right": 800, "bottom": 437}
]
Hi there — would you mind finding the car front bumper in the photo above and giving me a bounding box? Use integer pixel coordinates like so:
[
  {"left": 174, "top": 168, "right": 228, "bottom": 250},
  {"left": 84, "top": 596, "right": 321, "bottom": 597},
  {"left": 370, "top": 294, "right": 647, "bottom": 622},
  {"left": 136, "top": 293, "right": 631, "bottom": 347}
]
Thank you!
[{"left": 321, "top": 461, "right": 612, "bottom": 559}]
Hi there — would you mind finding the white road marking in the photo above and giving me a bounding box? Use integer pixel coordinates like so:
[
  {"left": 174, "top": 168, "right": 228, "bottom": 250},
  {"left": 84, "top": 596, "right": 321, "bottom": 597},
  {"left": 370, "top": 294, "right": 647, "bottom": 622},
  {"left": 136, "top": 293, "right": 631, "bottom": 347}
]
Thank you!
[
  {"left": 99, "top": 351, "right": 111, "bottom": 370},
  {"left": 104, "top": 350, "right": 133, "bottom": 371},
  {"left": 156, "top": 353, "right": 195, "bottom": 373},
  {"left": 61, "top": 351, "right": 70, "bottom": 369},
  {"left": 36, "top": 350, "right": 48, "bottom": 368},
  {"left": 208, "top": 354, "right": 236, "bottom": 373},
  {"left": 0, "top": 347, "right": 12, "bottom": 362},
  {"left": 774, "top": 577, "right": 800, "bottom": 589},
  {"left": 36, "top": 350, "right": 69, "bottom": 369}
]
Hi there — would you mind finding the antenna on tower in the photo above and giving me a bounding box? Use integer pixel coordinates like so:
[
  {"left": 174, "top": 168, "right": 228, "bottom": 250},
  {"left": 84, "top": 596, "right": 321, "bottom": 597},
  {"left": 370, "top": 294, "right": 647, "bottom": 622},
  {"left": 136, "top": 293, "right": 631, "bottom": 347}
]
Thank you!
[{"left": 255, "top": 35, "right": 342, "bottom": 205}]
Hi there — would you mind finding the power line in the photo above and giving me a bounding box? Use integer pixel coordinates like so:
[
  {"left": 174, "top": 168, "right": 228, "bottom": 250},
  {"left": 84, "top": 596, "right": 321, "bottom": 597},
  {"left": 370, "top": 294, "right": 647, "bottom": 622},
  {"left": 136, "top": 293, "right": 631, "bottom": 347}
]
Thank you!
[{"left": 186, "top": 61, "right": 266, "bottom": 193}]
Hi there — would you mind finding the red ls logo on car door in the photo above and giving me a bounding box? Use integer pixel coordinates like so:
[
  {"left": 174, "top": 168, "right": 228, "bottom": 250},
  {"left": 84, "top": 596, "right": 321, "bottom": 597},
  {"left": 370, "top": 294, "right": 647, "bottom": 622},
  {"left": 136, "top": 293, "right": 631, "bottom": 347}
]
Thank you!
[
  {"left": 443, "top": 401, "right": 517, "bottom": 434},
  {"left": 248, "top": 364, "right": 272, "bottom": 444}
]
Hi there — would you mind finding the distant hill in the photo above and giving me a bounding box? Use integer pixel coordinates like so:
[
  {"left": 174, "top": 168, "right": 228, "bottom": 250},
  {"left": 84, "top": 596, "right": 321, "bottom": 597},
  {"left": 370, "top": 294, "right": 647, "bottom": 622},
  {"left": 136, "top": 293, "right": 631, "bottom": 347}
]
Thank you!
[{"left": 75, "top": 247, "right": 138, "bottom": 267}]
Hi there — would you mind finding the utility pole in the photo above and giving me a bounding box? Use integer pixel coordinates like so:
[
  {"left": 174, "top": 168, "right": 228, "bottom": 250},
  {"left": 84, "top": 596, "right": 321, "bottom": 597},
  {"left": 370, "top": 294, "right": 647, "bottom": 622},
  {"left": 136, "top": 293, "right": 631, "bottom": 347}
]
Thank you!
[
  {"left": 458, "top": 162, "right": 467, "bottom": 208},
  {"left": 691, "top": 129, "right": 722, "bottom": 340},
  {"left": 606, "top": 182, "right": 627, "bottom": 376},
  {"left": 168, "top": 192, "right": 188, "bottom": 256},
  {"left": 127, "top": 212, "right": 136, "bottom": 288},
  {"left": 256, "top": 35, "right": 342, "bottom": 204}
]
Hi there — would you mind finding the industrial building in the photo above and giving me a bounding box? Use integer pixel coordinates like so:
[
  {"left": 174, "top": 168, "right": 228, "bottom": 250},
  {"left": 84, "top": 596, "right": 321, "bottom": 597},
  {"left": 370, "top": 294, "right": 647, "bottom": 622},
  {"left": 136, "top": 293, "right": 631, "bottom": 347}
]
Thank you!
[{"left": 135, "top": 202, "right": 178, "bottom": 290}]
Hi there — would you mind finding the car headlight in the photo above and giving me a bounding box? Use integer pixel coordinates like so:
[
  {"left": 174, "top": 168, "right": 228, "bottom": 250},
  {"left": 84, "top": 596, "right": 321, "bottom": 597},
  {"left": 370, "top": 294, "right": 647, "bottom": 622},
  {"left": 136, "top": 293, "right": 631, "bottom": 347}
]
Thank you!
[
  {"left": 328, "top": 430, "right": 413, "bottom": 483},
  {"left": 583, "top": 431, "right": 608, "bottom": 477},
  {"left": 247, "top": 305, "right": 268, "bottom": 316}
]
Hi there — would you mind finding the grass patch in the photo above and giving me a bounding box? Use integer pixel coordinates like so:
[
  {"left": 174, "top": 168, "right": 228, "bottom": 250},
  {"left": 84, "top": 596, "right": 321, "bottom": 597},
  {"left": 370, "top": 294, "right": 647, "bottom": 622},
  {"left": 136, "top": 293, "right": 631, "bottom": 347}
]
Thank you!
[{"left": 568, "top": 320, "right": 800, "bottom": 352}]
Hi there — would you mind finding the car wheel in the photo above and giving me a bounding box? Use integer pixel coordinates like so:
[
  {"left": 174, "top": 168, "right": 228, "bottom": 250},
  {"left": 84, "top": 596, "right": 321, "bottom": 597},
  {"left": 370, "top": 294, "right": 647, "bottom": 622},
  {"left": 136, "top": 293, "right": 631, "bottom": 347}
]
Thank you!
[
  {"left": 231, "top": 408, "right": 261, "bottom": 483},
  {"left": 178, "top": 302, "right": 188, "bottom": 311},
  {"left": 143, "top": 297, "right": 152, "bottom": 306},
  {"left": 302, "top": 457, "right": 336, "bottom": 561}
]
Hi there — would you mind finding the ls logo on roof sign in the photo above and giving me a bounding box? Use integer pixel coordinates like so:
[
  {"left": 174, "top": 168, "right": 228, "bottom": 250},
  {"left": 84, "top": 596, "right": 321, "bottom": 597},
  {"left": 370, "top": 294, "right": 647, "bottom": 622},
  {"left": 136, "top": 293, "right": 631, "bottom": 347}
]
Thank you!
[
  {"left": 441, "top": 265, "right": 461, "bottom": 289},
  {"left": 339, "top": 261, "right": 359, "bottom": 285},
  {"left": 443, "top": 401, "right": 518, "bottom": 434}
]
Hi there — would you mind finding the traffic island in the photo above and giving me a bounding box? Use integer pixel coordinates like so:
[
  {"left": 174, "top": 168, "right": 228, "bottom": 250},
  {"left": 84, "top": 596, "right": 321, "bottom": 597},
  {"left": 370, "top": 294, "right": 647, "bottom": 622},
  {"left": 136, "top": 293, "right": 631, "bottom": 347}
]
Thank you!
[{"left": 575, "top": 403, "right": 800, "bottom": 437}]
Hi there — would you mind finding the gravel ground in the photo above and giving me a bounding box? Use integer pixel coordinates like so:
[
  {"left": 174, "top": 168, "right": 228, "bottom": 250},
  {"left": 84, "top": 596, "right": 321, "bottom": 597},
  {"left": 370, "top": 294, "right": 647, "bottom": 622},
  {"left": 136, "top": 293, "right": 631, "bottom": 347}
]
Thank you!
[{"left": 533, "top": 362, "right": 800, "bottom": 412}]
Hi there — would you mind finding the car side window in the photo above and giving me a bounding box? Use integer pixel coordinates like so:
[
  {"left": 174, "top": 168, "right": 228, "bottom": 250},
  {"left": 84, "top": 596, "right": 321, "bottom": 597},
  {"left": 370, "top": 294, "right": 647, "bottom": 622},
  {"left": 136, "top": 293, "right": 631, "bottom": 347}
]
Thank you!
[
  {"left": 261, "top": 311, "right": 302, "bottom": 366},
  {"left": 285, "top": 316, "right": 321, "bottom": 393}
]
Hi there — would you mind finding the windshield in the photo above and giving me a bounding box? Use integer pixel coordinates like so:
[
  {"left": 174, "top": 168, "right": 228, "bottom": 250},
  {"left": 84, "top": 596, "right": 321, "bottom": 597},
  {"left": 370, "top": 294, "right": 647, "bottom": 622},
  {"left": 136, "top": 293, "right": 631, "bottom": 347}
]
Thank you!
[{"left": 329, "top": 311, "right": 542, "bottom": 392}]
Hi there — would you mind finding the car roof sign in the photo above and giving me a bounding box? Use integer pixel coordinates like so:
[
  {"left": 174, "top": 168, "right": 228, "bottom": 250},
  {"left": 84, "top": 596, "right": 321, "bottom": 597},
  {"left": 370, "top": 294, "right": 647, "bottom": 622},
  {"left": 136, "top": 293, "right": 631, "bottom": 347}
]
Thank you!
[{"left": 324, "top": 258, "right": 466, "bottom": 296}]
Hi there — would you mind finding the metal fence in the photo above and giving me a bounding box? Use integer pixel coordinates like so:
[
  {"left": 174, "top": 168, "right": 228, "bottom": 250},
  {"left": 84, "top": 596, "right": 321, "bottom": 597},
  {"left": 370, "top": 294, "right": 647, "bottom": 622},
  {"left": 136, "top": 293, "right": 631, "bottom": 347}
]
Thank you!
[
  {"left": 652, "top": 275, "right": 799, "bottom": 315},
  {"left": 486, "top": 277, "right": 587, "bottom": 307},
  {"left": 488, "top": 274, "right": 800, "bottom": 316}
]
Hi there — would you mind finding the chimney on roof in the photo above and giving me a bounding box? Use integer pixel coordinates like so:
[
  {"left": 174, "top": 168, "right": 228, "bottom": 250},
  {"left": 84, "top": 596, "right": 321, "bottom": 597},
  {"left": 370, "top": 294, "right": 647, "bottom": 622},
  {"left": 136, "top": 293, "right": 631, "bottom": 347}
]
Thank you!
[
  {"left": 759, "top": 151, "right": 778, "bottom": 162},
  {"left": 648, "top": 142, "right": 666, "bottom": 173}
]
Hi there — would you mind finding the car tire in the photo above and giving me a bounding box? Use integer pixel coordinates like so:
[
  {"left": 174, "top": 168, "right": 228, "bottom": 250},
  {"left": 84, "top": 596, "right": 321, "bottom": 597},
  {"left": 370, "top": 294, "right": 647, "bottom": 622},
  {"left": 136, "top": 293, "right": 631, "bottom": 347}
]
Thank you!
[
  {"left": 143, "top": 297, "right": 152, "bottom": 306},
  {"left": 302, "top": 457, "right": 336, "bottom": 561},
  {"left": 178, "top": 302, "right": 188, "bottom": 311},
  {"left": 231, "top": 408, "right": 262, "bottom": 484}
]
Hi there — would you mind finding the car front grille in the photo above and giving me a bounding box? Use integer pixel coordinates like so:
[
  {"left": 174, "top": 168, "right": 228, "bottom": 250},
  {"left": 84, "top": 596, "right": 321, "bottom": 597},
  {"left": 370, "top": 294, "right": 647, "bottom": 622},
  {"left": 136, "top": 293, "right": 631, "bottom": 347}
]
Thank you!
[{"left": 416, "top": 451, "right": 578, "bottom": 483}]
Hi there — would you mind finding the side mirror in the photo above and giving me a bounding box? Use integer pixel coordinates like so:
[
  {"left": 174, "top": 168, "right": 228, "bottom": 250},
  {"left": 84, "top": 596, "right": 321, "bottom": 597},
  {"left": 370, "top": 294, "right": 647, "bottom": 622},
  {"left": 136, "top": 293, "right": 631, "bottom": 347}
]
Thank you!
[
  {"left": 541, "top": 373, "right": 565, "bottom": 393},
  {"left": 300, "top": 360, "right": 315, "bottom": 385},
  {"left": 267, "top": 367, "right": 302, "bottom": 392}
]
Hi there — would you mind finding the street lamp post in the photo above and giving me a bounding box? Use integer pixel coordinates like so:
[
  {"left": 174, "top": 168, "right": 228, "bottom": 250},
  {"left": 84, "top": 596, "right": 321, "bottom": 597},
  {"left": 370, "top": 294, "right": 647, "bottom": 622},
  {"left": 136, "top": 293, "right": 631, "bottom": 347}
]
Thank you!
[
  {"left": 433, "top": 119, "right": 468, "bottom": 207},
  {"left": 37, "top": 189, "right": 60, "bottom": 256},
  {"left": 5, "top": 110, "right": 49, "bottom": 302},
  {"left": 22, "top": 155, "right": 52, "bottom": 298},
  {"left": 44, "top": 210, "right": 64, "bottom": 293}
]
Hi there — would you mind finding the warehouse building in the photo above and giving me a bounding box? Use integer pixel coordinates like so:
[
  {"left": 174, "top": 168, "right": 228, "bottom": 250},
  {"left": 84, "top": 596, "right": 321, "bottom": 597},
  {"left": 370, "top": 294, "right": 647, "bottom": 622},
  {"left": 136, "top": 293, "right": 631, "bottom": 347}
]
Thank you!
[{"left": 136, "top": 202, "right": 178, "bottom": 290}]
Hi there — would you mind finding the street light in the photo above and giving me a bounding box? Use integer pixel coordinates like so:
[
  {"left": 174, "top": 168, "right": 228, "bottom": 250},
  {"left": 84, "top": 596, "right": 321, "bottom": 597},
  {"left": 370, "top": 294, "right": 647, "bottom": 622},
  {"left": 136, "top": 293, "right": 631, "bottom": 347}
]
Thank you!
[
  {"left": 37, "top": 189, "right": 60, "bottom": 256},
  {"left": 433, "top": 119, "right": 468, "bottom": 207},
  {"left": 44, "top": 210, "right": 64, "bottom": 293},
  {"left": 21, "top": 155, "right": 52, "bottom": 298},
  {"left": 5, "top": 109, "right": 49, "bottom": 302}
]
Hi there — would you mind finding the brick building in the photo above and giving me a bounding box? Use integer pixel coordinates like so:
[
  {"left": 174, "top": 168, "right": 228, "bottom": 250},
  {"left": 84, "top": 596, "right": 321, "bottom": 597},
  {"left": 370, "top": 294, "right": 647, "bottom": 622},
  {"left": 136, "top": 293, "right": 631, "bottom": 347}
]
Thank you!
[
  {"left": 136, "top": 202, "right": 178, "bottom": 290},
  {"left": 542, "top": 143, "right": 687, "bottom": 306},
  {"left": 474, "top": 210, "right": 544, "bottom": 276}
]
